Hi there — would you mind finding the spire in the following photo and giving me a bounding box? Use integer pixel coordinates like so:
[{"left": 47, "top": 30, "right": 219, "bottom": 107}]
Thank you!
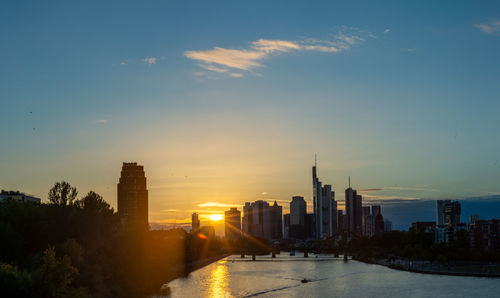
[
  {"left": 315, "top": 154, "right": 317, "bottom": 167},
  {"left": 348, "top": 176, "right": 351, "bottom": 188}
]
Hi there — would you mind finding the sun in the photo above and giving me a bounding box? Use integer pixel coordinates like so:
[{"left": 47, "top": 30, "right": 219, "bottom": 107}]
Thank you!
[{"left": 209, "top": 214, "right": 223, "bottom": 221}]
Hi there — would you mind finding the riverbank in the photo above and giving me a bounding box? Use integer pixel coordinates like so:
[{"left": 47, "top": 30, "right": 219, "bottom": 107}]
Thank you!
[{"left": 353, "top": 255, "right": 500, "bottom": 278}]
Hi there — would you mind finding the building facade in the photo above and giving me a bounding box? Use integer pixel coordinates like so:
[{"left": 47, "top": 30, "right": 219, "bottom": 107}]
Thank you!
[
  {"left": 225, "top": 208, "right": 242, "bottom": 241},
  {"left": 117, "top": 162, "right": 148, "bottom": 230},
  {"left": 192, "top": 212, "right": 200, "bottom": 232},
  {"left": 313, "top": 165, "right": 337, "bottom": 239},
  {"left": 242, "top": 200, "right": 282, "bottom": 240},
  {"left": 0, "top": 190, "right": 41, "bottom": 203}
]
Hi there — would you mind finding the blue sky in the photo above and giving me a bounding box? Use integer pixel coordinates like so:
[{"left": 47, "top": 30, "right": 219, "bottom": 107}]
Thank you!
[{"left": 1, "top": 1, "right": 500, "bottom": 229}]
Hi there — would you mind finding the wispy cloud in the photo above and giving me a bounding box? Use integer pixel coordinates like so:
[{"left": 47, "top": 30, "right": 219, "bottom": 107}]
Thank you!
[
  {"left": 402, "top": 48, "right": 417, "bottom": 52},
  {"left": 142, "top": 57, "right": 157, "bottom": 65},
  {"left": 199, "top": 64, "right": 228, "bottom": 73},
  {"left": 384, "top": 29, "right": 390, "bottom": 34},
  {"left": 94, "top": 119, "right": 108, "bottom": 124},
  {"left": 184, "top": 28, "right": 372, "bottom": 77},
  {"left": 475, "top": 20, "right": 500, "bottom": 35}
]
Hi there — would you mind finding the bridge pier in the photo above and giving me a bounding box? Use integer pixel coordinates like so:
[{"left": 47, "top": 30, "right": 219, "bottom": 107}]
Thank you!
[
  {"left": 304, "top": 251, "right": 308, "bottom": 258},
  {"left": 252, "top": 255, "right": 256, "bottom": 261},
  {"left": 334, "top": 252, "right": 339, "bottom": 258},
  {"left": 272, "top": 252, "right": 276, "bottom": 258},
  {"left": 344, "top": 254, "right": 348, "bottom": 261},
  {"left": 241, "top": 254, "right": 245, "bottom": 258}
]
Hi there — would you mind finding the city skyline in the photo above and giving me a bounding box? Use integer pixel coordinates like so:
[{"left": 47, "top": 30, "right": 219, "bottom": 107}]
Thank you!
[{"left": 1, "top": 1, "right": 500, "bottom": 232}]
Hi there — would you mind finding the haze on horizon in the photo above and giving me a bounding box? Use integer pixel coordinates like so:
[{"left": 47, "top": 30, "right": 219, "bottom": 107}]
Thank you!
[{"left": 1, "top": 1, "right": 500, "bottom": 230}]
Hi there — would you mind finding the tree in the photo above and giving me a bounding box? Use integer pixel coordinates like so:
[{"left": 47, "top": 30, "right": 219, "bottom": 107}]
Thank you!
[
  {"left": 75, "top": 191, "right": 113, "bottom": 215},
  {"left": 48, "top": 182, "right": 78, "bottom": 206}
]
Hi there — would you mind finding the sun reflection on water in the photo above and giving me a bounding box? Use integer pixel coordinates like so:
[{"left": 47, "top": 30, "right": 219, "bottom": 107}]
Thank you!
[{"left": 207, "top": 260, "right": 231, "bottom": 297}]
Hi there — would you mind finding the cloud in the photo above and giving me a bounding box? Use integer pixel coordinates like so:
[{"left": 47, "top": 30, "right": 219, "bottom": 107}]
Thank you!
[
  {"left": 197, "top": 202, "right": 241, "bottom": 208},
  {"left": 120, "top": 61, "right": 126, "bottom": 65},
  {"left": 402, "top": 48, "right": 417, "bottom": 52},
  {"left": 475, "top": 20, "right": 500, "bottom": 34},
  {"left": 142, "top": 57, "right": 157, "bottom": 65},
  {"left": 184, "top": 28, "right": 369, "bottom": 76},
  {"left": 384, "top": 29, "right": 390, "bottom": 33},
  {"left": 94, "top": 119, "right": 108, "bottom": 124},
  {"left": 199, "top": 64, "right": 228, "bottom": 73},
  {"left": 261, "top": 192, "right": 268, "bottom": 195}
]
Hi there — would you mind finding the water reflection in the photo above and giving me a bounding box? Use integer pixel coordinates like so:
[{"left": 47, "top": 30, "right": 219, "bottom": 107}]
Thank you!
[{"left": 207, "top": 260, "right": 230, "bottom": 297}]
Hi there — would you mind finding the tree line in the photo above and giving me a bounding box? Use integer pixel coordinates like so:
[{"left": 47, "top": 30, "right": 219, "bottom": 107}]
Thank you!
[{"left": 0, "top": 181, "right": 223, "bottom": 297}]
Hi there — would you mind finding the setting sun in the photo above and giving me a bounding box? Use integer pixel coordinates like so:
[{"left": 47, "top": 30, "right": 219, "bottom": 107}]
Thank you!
[{"left": 209, "top": 214, "right": 223, "bottom": 221}]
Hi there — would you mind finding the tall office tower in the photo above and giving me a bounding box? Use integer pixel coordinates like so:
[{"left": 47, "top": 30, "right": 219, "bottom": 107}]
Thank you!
[
  {"left": 269, "top": 201, "right": 283, "bottom": 240},
  {"left": 283, "top": 214, "right": 290, "bottom": 239},
  {"left": 312, "top": 163, "right": 336, "bottom": 239},
  {"left": 243, "top": 200, "right": 283, "bottom": 240},
  {"left": 290, "top": 196, "right": 306, "bottom": 225},
  {"left": 117, "top": 162, "right": 148, "bottom": 230},
  {"left": 354, "top": 194, "right": 363, "bottom": 235},
  {"left": 305, "top": 213, "right": 316, "bottom": 239},
  {"left": 374, "top": 211, "right": 385, "bottom": 236},
  {"left": 345, "top": 186, "right": 357, "bottom": 236},
  {"left": 290, "top": 196, "right": 307, "bottom": 239},
  {"left": 372, "top": 205, "right": 381, "bottom": 217},
  {"left": 337, "top": 210, "right": 344, "bottom": 234},
  {"left": 436, "top": 200, "right": 451, "bottom": 226},
  {"left": 225, "top": 208, "right": 242, "bottom": 241},
  {"left": 192, "top": 212, "right": 200, "bottom": 232},
  {"left": 362, "top": 206, "right": 372, "bottom": 236},
  {"left": 242, "top": 202, "right": 252, "bottom": 235},
  {"left": 384, "top": 219, "right": 393, "bottom": 232},
  {"left": 444, "top": 201, "right": 461, "bottom": 226}
]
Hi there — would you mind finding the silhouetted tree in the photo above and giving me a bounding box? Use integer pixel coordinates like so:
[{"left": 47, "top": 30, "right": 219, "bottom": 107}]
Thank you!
[
  {"left": 48, "top": 182, "right": 78, "bottom": 206},
  {"left": 75, "top": 191, "right": 113, "bottom": 215}
]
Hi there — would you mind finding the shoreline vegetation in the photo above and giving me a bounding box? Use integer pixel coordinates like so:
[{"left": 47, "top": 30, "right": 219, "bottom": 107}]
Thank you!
[{"left": 353, "top": 256, "right": 500, "bottom": 278}]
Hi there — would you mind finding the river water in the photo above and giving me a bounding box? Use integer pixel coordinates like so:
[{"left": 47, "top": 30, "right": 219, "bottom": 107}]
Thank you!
[{"left": 166, "top": 253, "right": 500, "bottom": 297}]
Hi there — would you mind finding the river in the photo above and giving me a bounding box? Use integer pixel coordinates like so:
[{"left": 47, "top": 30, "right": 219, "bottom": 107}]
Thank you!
[{"left": 165, "top": 253, "right": 500, "bottom": 297}]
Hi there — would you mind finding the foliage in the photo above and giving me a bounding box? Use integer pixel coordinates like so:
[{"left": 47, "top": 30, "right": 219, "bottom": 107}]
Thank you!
[
  {"left": 0, "top": 183, "right": 224, "bottom": 297},
  {"left": 48, "top": 181, "right": 78, "bottom": 206}
]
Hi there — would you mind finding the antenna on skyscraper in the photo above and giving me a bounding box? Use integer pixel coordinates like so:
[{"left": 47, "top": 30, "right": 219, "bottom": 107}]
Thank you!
[
  {"left": 348, "top": 176, "right": 351, "bottom": 188},
  {"left": 315, "top": 154, "right": 317, "bottom": 167}
]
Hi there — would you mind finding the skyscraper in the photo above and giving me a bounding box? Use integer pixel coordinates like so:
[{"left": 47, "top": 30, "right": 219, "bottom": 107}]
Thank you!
[
  {"left": 225, "top": 208, "right": 241, "bottom": 241},
  {"left": 290, "top": 196, "right": 306, "bottom": 226},
  {"left": 117, "top": 162, "right": 148, "bottom": 230},
  {"left": 192, "top": 212, "right": 200, "bottom": 232},
  {"left": 444, "top": 201, "right": 461, "bottom": 226},
  {"left": 289, "top": 197, "right": 308, "bottom": 239},
  {"left": 312, "top": 163, "right": 336, "bottom": 239},
  {"left": 436, "top": 200, "right": 451, "bottom": 226},
  {"left": 345, "top": 186, "right": 357, "bottom": 235},
  {"left": 242, "top": 200, "right": 283, "bottom": 240}
]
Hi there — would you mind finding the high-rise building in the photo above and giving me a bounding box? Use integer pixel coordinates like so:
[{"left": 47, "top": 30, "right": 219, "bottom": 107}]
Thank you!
[
  {"left": 283, "top": 214, "right": 290, "bottom": 239},
  {"left": 192, "top": 212, "right": 200, "bottom": 232},
  {"left": 444, "top": 201, "right": 461, "bottom": 226},
  {"left": 374, "top": 211, "right": 385, "bottom": 236},
  {"left": 224, "top": 208, "right": 241, "bottom": 241},
  {"left": 242, "top": 202, "right": 252, "bottom": 235},
  {"left": 117, "top": 162, "right": 148, "bottom": 230},
  {"left": 290, "top": 196, "right": 306, "bottom": 226},
  {"left": 384, "top": 219, "right": 393, "bottom": 232},
  {"left": 436, "top": 200, "right": 451, "bottom": 226},
  {"left": 268, "top": 201, "right": 283, "bottom": 240},
  {"left": 312, "top": 163, "right": 337, "bottom": 239},
  {"left": 372, "top": 205, "right": 381, "bottom": 217},
  {"left": 242, "top": 200, "right": 283, "bottom": 240},
  {"left": 345, "top": 183, "right": 363, "bottom": 236}
]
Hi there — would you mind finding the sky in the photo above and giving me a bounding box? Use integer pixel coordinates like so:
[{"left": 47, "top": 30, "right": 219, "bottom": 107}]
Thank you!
[{"left": 1, "top": 1, "right": 500, "bottom": 231}]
